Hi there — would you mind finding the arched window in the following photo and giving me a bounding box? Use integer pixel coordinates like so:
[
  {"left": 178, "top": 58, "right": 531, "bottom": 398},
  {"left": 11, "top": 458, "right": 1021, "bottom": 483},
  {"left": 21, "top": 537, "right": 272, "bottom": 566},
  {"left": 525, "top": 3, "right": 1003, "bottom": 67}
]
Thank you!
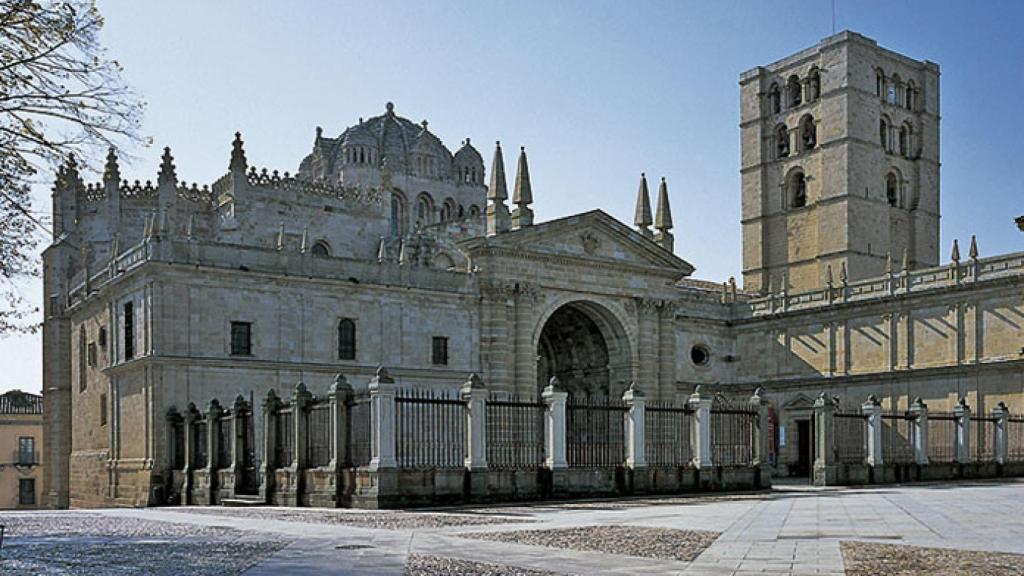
[
  {"left": 468, "top": 205, "right": 480, "bottom": 217},
  {"left": 876, "top": 69, "right": 884, "bottom": 97},
  {"left": 787, "top": 75, "right": 802, "bottom": 108},
  {"left": 389, "top": 192, "right": 405, "bottom": 236},
  {"left": 886, "top": 173, "right": 899, "bottom": 207},
  {"left": 789, "top": 171, "right": 807, "bottom": 208},
  {"left": 776, "top": 123, "right": 790, "bottom": 159},
  {"left": 808, "top": 68, "right": 821, "bottom": 101},
  {"left": 888, "top": 74, "right": 900, "bottom": 105},
  {"left": 337, "top": 318, "right": 356, "bottom": 360},
  {"left": 898, "top": 125, "right": 908, "bottom": 157},
  {"left": 311, "top": 241, "right": 330, "bottom": 258},
  {"left": 905, "top": 81, "right": 915, "bottom": 110},
  {"left": 800, "top": 115, "right": 816, "bottom": 151},
  {"left": 440, "top": 199, "right": 456, "bottom": 223},
  {"left": 768, "top": 83, "right": 781, "bottom": 114},
  {"left": 879, "top": 116, "right": 890, "bottom": 151},
  {"left": 415, "top": 193, "right": 433, "bottom": 226}
]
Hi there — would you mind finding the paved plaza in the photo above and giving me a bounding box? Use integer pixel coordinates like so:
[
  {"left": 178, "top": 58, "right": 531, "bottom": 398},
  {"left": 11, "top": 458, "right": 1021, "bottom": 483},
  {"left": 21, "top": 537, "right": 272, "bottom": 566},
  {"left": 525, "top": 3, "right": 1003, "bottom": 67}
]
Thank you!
[{"left": 4, "top": 480, "right": 1024, "bottom": 575}]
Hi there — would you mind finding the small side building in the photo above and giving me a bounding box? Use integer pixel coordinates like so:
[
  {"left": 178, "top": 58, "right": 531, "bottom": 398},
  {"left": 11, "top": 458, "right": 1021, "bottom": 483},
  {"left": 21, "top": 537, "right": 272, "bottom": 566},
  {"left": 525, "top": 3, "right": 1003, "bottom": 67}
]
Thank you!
[{"left": 0, "top": 390, "right": 44, "bottom": 509}]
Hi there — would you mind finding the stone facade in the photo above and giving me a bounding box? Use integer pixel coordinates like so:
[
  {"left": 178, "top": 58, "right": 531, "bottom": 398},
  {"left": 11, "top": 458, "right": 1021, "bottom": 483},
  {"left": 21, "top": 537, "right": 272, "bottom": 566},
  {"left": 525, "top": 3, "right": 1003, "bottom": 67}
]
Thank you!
[
  {"left": 42, "top": 31, "right": 1023, "bottom": 508},
  {"left": 0, "top": 390, "right": 44, "bottom": 509}
]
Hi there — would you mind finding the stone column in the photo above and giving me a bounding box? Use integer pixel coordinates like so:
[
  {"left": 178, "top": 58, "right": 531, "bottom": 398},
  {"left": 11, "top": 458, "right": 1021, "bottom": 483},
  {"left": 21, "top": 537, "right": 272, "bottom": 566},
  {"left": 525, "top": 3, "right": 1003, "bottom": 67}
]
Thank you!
[
  {"left": 993, "top": 401, "right": 1009, "bottom": 465},
  {"left": 813, "top": 393, "right": 837, "bottom": 486},
  {"left": 908, "top": 397, "right": 929, "bottom": 466},
  {"left": 688, "top": 386, "right": 713, "bottom": 469},
  {"left": 204, "top": 399, "right": 222, "bottom": 504},
  {"left": 623, "top": 383, "right": 646, "bottom": 470},
  {"left": 292, "top": 382, "right": 311, "bottom": 472},
  {"left": 329, "top": 374, "right": 353, "bottom": 470},
  {"left": 368, "top": 367, "right": 397, "bottom": 470},
  {"left": 542, "top": 377, "right": 568, "bottom": 470},
  {"left": 258, "top": 389, "right": 280, "bottom": 503},
  {"left": 182, "top": 402, "right": 199, "bottom": 505},
  {"left": 954, "top": 398, "right": 972, "bottom": 465},
  {"left": 750, "top": 387, "right": 771, "bottom": 486},
  {"left": 862, "top": 395, "right": 884, "bottom": 467},
  {"left": 462, "top": 373, "right": 489, "bottom": 500}
]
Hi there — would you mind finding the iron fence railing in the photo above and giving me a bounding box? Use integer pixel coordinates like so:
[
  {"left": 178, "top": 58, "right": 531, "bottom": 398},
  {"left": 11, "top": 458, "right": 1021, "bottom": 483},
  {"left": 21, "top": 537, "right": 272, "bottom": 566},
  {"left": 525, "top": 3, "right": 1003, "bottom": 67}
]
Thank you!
[
  {"left": 486, "top": 397, "right": 545, "bottom": 469},
  {"left": 645, "top": 402, "right": 693, "bottom": 467},
  {"left": 566, "top": 397, "right": 627, "bottom": 468},
  {"left": 395, "top": 389, "right": 465, "bottom": 469}
]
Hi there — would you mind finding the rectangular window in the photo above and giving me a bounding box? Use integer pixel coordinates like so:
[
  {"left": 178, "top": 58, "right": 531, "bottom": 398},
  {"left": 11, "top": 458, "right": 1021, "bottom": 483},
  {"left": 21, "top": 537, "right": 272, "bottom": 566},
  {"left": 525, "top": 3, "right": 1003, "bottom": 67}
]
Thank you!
[
  {"left": 123, "top": 302, "right": 134, "bottom": 360},
  {"left": 87, "top": 342, "right": 97, "bottom": 367},
  {"left": 19, "top": 478, "right": 35, "bottom": 506},
  {"left": 431, "top": 336, "right": 448, "bottom": 366},
  {"left": 100, "top": 393, "right": 108, "bottom": 426},
  {"left": 18, "top": 436, "right": 35, "bottom": 465},
  {"left": 337, "top": 318, "right": 356, "bottom": 361},
  {"left": 230, "top": 321, "right": 252, "bottom": 356}
]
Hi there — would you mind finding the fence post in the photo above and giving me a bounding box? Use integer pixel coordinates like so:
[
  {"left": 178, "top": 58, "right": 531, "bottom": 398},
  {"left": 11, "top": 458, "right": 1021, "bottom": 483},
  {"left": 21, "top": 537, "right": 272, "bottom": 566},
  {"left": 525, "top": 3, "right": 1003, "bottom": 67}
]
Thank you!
[
  {"left": 329, "top": 374, "right": 353, "bottom": 471},
  {"left": 954, "top": 397, "right": 972, "bottom": 464},
  {"left": 812, "top": 393, "right": 837, "bottom": 486},
  {"left": 293, "top": 382, "right": 311, "bottom": 472},
  {"left": 992, "top": 401, "right": 1009, "bottom": 465},
  {"left": 368, "top": 367, "right": 397, "bottom": 470},
  {"left": 688, "top": 385, "right": 713, "bottom": 469},
  {"left": 908, "top": 397, "right": 929, "bottom": 466},
  {"left": 542, "top": 376, "right": 568, "bottom": 469},
  {"left": 183, "top": 402, "right": 199, "bottom": 504},
  {"left": 749, "top": 387, "right": 771, "bottom": 485},
  {"left": 462, "top": 373, "right": 488, "bottom": 470},
  {"left": 862, "top": 395, "right": 884, "bottom": 467},
  {"left": 622, "top": 382, "right": 646, "bottom": 470},
  {"left": 229, "top": 395, "right": 247, "bottom": 497},
  {"left": 258, "top": 389, "right": 281, "bottom": 503},
  {"left": 205, "top": 399, "right": 222, "bottom": 504}
]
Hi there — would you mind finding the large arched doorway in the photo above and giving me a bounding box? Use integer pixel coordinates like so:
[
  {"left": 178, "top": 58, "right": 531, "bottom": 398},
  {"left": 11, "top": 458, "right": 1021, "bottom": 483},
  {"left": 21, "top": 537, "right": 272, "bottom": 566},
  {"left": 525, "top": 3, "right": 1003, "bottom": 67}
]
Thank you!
[{"left": 536, "top": 301, "right": 632, "bottom": 400}]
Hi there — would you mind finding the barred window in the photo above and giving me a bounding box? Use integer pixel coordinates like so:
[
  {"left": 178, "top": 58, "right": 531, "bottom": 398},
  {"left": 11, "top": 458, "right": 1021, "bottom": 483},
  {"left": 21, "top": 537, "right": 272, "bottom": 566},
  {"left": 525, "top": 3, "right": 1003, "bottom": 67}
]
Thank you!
[
  {"left": 18, "top": 436, "right": 34, "bottom": 465},
  {"left": 19, "top": 478, "right": 35, "bottom": 505},
  {"left": 338, "top": 318, "right": 356, "bottom": 360},
  {"left": 87, "top": 342, "right": 97, "bottom": 367},
  {"left": 431, "top": 336, "right": 448, "bottom": 366},
  {"left": 123, "top": 302, "right": 134, "bottom": 360},
  {"left": 230, "top": 321, "right": 252, "bottom": 356}
]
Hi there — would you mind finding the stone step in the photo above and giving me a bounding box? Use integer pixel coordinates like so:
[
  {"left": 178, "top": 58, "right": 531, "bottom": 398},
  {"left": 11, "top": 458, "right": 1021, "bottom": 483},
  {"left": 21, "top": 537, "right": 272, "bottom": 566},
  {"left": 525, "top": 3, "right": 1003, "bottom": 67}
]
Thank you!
[{"left": 220, "top": 496, "right": 265, "bottom": 507}]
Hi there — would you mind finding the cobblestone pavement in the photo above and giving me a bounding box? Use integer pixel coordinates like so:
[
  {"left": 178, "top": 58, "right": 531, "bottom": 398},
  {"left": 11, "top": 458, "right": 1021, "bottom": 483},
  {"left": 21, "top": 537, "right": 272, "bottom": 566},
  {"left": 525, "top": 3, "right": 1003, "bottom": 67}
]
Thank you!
[
  {"left": 7, "top": 480, "right": 1024, "bottom": 575},
  {"left": 460, "top": 525, "right": 719, "bottom": 561}
]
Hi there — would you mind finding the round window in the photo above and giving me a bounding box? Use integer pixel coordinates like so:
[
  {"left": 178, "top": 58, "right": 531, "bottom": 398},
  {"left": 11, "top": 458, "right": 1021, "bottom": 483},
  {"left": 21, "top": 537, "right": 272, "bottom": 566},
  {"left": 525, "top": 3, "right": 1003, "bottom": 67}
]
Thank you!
[{"left": 690, "top": 345, "right": 710, "bottom": 366}]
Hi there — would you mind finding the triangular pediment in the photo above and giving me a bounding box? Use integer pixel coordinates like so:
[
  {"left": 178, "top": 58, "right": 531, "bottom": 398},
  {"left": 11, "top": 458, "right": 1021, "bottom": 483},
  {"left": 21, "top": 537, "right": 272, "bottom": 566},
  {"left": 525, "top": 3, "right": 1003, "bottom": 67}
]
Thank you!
[{"left": 460, "top": 210, "right": 694, "bottom": 275}]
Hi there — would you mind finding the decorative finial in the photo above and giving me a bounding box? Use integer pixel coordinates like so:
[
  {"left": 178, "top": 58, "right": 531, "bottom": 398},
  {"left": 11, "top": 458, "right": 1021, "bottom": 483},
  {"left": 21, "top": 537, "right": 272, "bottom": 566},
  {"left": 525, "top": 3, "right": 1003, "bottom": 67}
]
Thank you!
[
  {"left": 840, "top": 262, "right": 848, "bottom": 284},
  {"left": 103, "top": 147, "right": 120, "bottom": 184},
  {"left": 229, "top": 132, "right": 247, "bottom": 172},
  {"left": 276, "top": 223, "right": 284, "bottom": 251},
  {"left": 951, "top": 238, "right": 961, "bottom": 263},
  {"left": 902, "top": 248, "right": 910, "bottom": 272},
  {"left": 315, "top": 126, "right": 323, "bottom": 140},
  {"left": 655, "top": 176, "right": 673, "bottom": 231},
  {"left": 826, "top": 264, "right": 834, "bottom": 285},
  {"left": 884, "top": 251, "right": 892, "bottom": 274},
  {"left": 488, "top": 141, "right": 507, "bottom": 201},
  {"left": 968, "top": 235, "right": 978, "bottom": 260},
  {"left": 421, "top": 119, "right": 428, "bottom": 131},
  {"left": 385, "top": 101, "right": 395, "bottom": 114},
  {"left": 158, "top": 146, "right": 176, "bottom": 186},
  {"left": 300, "top": 227, "right": 308, "bottom": 253},
  {"left": 511, "top": 145, "right": 533, "bottom": 231},
  {"left": 633, "top": 173, "right": 653, "bottom": 234}
]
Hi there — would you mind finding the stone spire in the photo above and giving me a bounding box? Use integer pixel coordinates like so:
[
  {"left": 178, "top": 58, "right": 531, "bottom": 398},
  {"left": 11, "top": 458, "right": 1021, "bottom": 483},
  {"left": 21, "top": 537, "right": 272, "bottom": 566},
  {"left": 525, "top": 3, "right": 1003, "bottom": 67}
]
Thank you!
[
  {"left": 229, "top": 132, "right": 247, "bottom": 173},
  {"left": 511, "top": 146, "right": 534, "bottom": 230},
  {"left": 951, "top": 238, "right": 960, "bottom": 263},
  {"left": 486, "top": 141, "right": 510, "bottom": 236},
  {"left": 653, "top": 177, "right": 674, "bottom": 252},
  {"left": 104, "top": 147, "right": 121, "bottom": 229},
  {"left": 103, "top": 147, "right": 120, "bottom": 186},
  {"left": 969, "top": 235, "right": 979, "bottom": 260},
  {"left": 158, "top": 147, "right": 177, "bottom": 187},
  {"left": 633, "top": 173, "right": 653, "bottom": 237}
]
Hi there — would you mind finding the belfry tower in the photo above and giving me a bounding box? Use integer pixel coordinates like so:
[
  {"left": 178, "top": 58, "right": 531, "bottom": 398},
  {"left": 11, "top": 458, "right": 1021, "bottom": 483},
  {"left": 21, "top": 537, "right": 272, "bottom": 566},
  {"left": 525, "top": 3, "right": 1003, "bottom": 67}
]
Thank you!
[{"left": 740, "top": 31, "right": 940, "bottom": 294}]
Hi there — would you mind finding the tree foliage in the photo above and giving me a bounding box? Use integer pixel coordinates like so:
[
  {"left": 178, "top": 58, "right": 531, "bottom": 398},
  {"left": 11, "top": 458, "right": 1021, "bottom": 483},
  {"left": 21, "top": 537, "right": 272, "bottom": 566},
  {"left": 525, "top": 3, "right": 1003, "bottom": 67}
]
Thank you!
[{"left": 0, "top": 0, "right": 144, "bottom": 333}]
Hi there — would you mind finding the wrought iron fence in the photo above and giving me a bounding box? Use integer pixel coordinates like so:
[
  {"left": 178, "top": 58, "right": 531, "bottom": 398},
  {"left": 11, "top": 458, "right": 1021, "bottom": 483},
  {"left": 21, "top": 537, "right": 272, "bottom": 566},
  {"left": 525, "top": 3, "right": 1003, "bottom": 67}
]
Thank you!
[
  {"left": 348, "top": 396, "right": 371, "bottom": 467},
  {"left": 216, "top": 411, "right": 234, "bottom": 469},
  {"left": 395, "top": 389, "right": 465, "bottom": 469},
  {"left": 1008, "top": 415, "right": 1024, "bottom": 462},
  {"left": 927, "top": 412, "right": 957, "bottom": 463},
  {"left": 710, "top": 398, "right": 755, "bottom": 467},
  {"left": 973, "top": 415, "right": 997, "bottom": 462},
  {"left": 275, "top": 407, "right": 295, "bottom": 468},
  {"left": 307, "top": 400, "right": 333, "bottom": 468},
  {"left": 566, "top": 397, "right": 627, "bottom": 468},
  {"left": 486, "top": 397, "right": 545, "bottom": 469},
  {"left": 881, "top": 412, "right": 914, "bottom": 464},
  {"left": 645, "top": 402, "right": 693, "bottom": 467},
  {"left": 833, "top": 411, "right": 867, "bottom": 464}
]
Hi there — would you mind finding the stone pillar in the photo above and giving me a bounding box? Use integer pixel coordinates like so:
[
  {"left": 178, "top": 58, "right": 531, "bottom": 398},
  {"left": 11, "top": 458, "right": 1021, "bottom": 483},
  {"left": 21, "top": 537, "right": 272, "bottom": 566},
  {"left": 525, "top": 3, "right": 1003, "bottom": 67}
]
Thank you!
[
  {"left": 862, "top": 395, "right": 884, "bottom": 467},
  {"left": 258, "top": 389, "right": 280, "bottom": 503},
  {"left": 908, "top": 397, "right": 929, "bottom": 466},
  {"left": 542, "top": 377, "right": 568, "bottom": 470},
  {"left": 993, "top": 401, "right": 1009, "bottom": 465},
  {"left": 292, "top": 382, "right": 311, "bottom": 472},
  {"left": 204, "top": 399, "right": 222, "bottom": 504},
  {"left": 329, "top": 374, "right": 353, "bottom": 470},
  {"left": 368, "top": 367, "right": 397, "bottom": 470},
  {"left": 750, "top": 387, "right": 771, "bottom": 486},
  {"left": 623, "top": 383, "right": 646, "bottom": 470},
  {"left": 954, "top": 398, "right": 972, "bottom": 465},
  {"left": 462, "top": 373, "right": 489, "bottom": 500},
  {"left": 688, "top": 386, "right": 713, "bottom": 469},
  {"left": 813, "top": 393, "right": 837, "bottom": 486},
  {"left": 182, "top": 403, "right": 199, "bottom": 504}
]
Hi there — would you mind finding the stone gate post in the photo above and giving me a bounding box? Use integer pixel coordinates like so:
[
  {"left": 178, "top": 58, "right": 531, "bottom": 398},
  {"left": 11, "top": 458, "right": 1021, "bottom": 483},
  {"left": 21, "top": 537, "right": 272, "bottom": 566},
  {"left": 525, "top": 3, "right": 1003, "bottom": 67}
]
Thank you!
[
  {"left": 292, "top": 382, "right": 312, "bottom": 504},
  {"left": 993, "top": 401, "right": 1009, "bottom": 465},
  {"left": 204, "top": 399, "right": 222, "bottom": 504},
  {"left": 862, "top": 395, "right": 884, "bottom": 467},
  {"left": 954, "top": 397, "right": 972, "bottom": 465},
  {"left": 368, "top": 367, "right": 397, "bottom": 470},
  {"left": 462, "top": 373, "right": 489, "bottom": 500},
  {"left": 329, "top": 374, "right": 353, "bottom": 470},
  {"left": 813, "top": 393, "right": 837, "bottom": 486},
  {"left": 182, "top": 402, "right": 199, "bottom": 504},
  {"left": 623, "top": 382, "right": 646, "bottom": 470},
  {"left": 908, "top": 397, "right": 929, "bottom": 466},
  {"left": 749, "top": 387, "right": 771, "bottom": 486},
  {"left": 542, "top": 377, "right": 568, "bottom": 470},
  {"left": 688, "top": 386, "right": 713, "bottom": 469},
  {"left": 258, "top": 389, "right": 280, "bottom": 503}
]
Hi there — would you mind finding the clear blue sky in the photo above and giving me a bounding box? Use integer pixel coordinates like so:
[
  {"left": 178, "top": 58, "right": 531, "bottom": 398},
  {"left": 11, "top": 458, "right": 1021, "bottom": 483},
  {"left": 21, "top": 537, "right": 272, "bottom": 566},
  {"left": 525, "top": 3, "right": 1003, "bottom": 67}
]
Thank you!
[{"left": 5, "top": 0, "right": 1023, "bottom": 393}]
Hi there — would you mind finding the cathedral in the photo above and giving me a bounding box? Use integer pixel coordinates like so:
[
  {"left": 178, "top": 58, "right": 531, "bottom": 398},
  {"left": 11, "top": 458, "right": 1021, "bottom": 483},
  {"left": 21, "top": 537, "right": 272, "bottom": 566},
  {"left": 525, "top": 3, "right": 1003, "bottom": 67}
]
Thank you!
[{"left": 42, "top": 31, "right": 1023, "bottom": 507}]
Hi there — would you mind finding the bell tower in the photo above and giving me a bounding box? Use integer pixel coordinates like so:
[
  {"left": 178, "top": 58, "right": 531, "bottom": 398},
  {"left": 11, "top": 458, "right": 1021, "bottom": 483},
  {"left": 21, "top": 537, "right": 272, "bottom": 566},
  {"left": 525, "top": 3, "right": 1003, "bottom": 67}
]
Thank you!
[{"left": 740, "top": 31, "right": 940, "bottom": 294}]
